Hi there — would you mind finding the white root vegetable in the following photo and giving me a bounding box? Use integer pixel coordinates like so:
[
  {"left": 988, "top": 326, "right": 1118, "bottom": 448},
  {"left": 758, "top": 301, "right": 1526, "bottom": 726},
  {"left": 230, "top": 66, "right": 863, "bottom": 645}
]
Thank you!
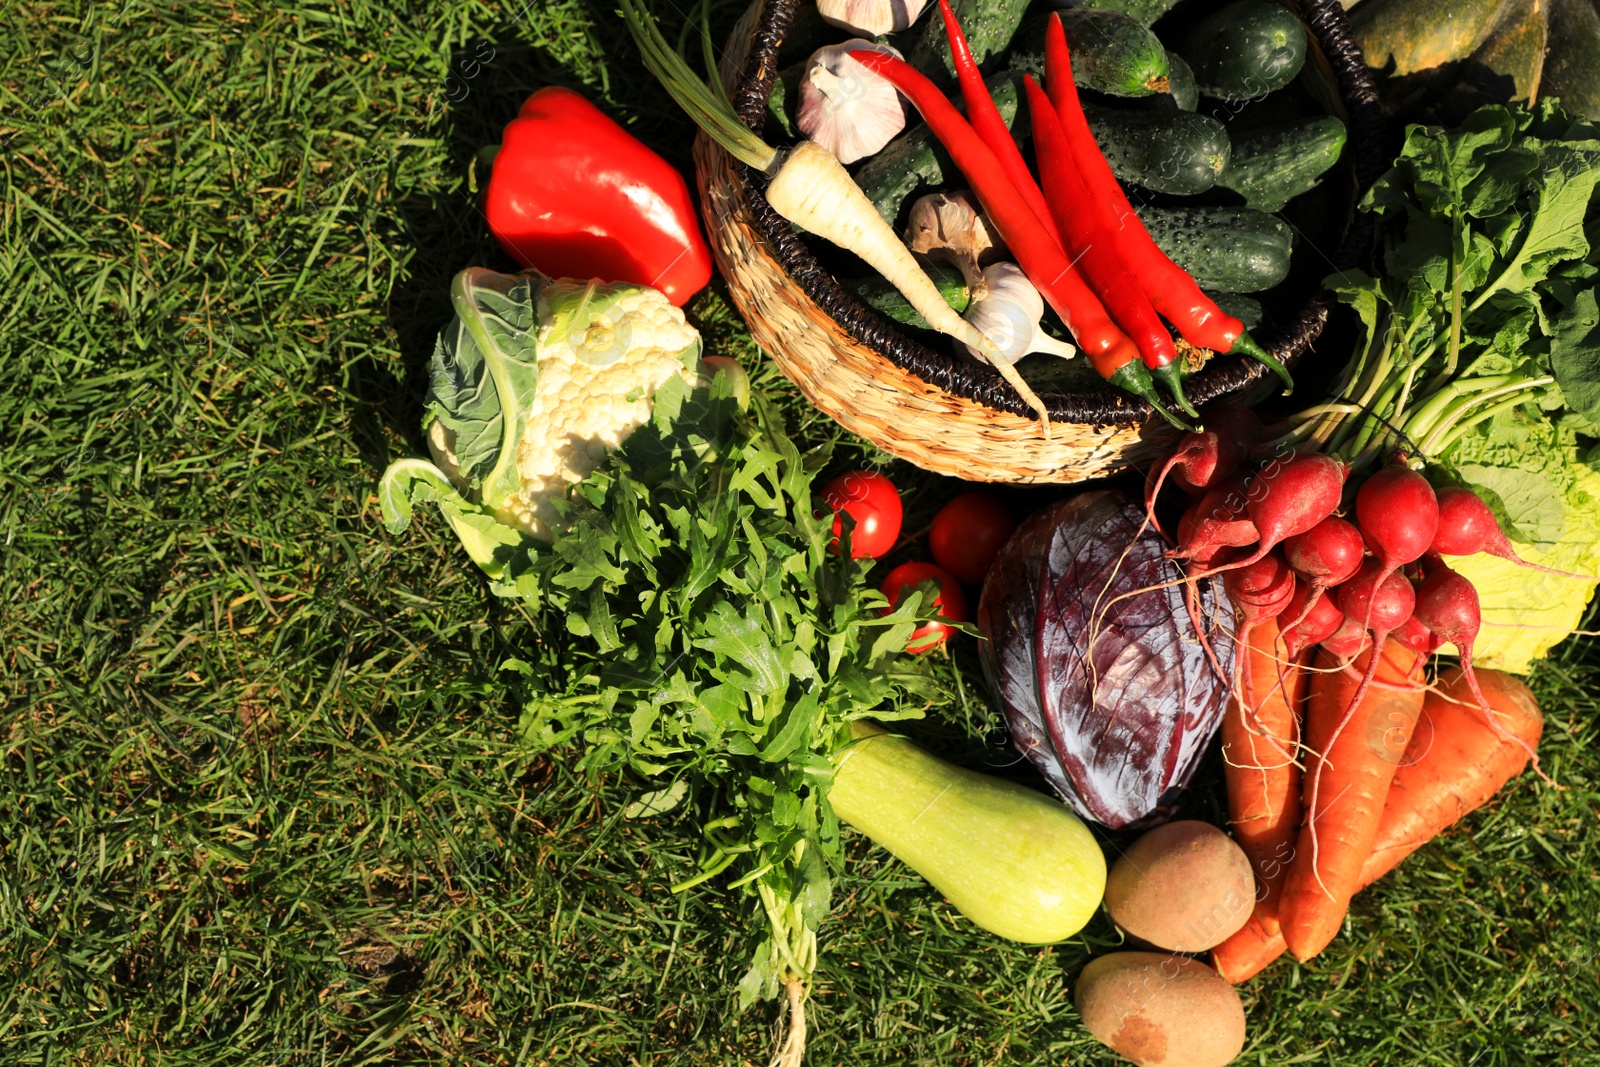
[{"left": 766, "top": 142, "right": 1052, "bottom": 432}]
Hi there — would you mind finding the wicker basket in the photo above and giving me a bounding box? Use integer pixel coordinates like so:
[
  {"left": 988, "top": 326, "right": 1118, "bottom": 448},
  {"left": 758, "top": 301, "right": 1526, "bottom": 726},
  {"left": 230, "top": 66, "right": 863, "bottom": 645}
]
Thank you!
[{"left": 695, "top": 0, "right": 1388, "bottom": 482}]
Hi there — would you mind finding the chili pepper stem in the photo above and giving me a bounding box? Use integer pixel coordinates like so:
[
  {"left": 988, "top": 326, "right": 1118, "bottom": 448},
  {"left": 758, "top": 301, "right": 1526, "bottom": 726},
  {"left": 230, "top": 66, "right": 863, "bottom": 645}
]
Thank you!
[
  {"left": 1150, "top": 362, "right": 1199, "bottom": 418},
  {"left": 1112, "top": 362, "right": 1196, "bottom": 431},
  {"left": 1231, "top": 333, "right": 1295, "bottom": 393}
]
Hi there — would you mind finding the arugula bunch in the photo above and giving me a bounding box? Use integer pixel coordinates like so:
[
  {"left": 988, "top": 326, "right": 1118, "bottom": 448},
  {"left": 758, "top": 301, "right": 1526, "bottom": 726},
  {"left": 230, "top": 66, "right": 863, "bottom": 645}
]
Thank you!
[
  {"left": 1277, "top": 101, "right": 1600, "bottom": 669},
  {"left": 509, "top": 374, "right": 940, "bottom": 1007}
]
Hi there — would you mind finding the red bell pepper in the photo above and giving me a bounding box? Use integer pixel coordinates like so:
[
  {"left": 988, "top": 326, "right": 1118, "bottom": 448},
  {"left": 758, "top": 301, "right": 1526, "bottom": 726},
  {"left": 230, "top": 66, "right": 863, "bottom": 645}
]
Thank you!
[{"left": 484, "top": 86, "right": 713, "bottom": 306}]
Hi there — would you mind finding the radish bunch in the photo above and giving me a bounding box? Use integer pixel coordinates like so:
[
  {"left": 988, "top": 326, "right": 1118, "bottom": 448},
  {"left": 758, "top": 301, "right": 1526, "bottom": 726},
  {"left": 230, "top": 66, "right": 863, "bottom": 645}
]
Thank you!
[{"left": 1147, "top": 412, "right": 1579, "bottom": 773}]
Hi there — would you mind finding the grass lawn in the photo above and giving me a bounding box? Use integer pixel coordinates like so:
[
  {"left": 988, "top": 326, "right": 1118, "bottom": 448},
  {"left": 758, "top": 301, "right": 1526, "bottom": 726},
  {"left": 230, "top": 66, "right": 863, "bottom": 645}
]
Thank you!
[{"left": 3, "top": 0, "right": 1599, "bottom": 1063}]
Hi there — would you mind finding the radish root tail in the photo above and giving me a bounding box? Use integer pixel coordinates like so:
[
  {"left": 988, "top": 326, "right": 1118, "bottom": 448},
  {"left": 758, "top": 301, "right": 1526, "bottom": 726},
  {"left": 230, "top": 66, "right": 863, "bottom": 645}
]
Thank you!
[{"left": 767, "top": 978, "right": 807, "bottom": 1067}]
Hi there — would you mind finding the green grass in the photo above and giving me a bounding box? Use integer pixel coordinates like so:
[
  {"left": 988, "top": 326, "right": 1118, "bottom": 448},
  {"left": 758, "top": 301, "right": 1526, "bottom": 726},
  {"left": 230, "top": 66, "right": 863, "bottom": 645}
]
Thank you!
[{"left": 2, "top": 0, "right": 1599, "bottom": 1064}]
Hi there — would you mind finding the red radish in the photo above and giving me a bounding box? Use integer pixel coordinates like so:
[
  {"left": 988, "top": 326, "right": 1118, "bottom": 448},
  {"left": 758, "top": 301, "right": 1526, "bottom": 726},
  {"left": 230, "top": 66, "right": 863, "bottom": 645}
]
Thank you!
[
  {"left": 1223, "top": 552, "right": 1297, "bottom": 709},
  {"left": 1171, "top": 480, "right": 1258, "bottom": 561},
  {"left": 1281, "top": 516, "right": 1367, "bottom": 631},
  {"left": 1334, "top": 558, "right": 1417, "bottom": 640},
  {"left": 1226, "top": 452, "right": 1346, "bottom": 568},
  {"left": 1432, "top": 486, "right": 1596, "bottom": 580},
  {"left": 1319, "top": 613, "right": 1372, "bottom": 659},
  {"left": 1144, "top": 431, "right": 1217, "bottom": 526},
  {"left": 1393, "top": 613, "right": 1437, "bottom": 656},
  {"left": 1412, "top": 557, "right": 1548, "bottom": 780},
  {"left": 1283, "top": 518, "right": 1366, "bottom": 587},
  {"left": 1145, "top": 406, "right": 1264, "bottom": 515},
  {"left": 1353, "top": 467, "right": 1439, "bottom": 630},
  {"left": 1281, "top": 579, "right": 1345, "bottom": 659},
  {"left": 1223, "top": 552, "right": 1297, "bottom": 621}
]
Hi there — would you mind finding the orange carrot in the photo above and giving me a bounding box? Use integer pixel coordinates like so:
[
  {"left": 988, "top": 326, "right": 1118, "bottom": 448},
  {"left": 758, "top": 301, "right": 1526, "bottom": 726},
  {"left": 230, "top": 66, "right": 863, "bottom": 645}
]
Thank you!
[
  {"left": 1363, "top": 666, "right": 1543, "bottom": 881},
  {"left": 1219, "top": 618, "right": 1304, "bottom": 940},
  {"left": 1280, "top": 639, "right": 1424, "bottom": 962},
  {"left": 1213, "top": 666, "right": 1542, "bottom": 981}
]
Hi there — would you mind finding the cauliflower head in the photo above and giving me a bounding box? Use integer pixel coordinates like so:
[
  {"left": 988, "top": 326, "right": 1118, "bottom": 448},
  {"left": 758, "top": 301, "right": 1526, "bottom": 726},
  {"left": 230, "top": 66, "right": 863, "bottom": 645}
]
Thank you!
[{"left": 379, "top": 267, "right": 702, "bottom": 590}]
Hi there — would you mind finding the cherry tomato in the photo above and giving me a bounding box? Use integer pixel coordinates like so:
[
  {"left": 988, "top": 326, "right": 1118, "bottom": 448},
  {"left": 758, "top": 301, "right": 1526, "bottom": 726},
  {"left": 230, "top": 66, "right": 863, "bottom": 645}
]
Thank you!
[
  {"left": 929, "top": 492, "right": 1016, "bottom": 585},
  {"left": 879, "top": 561, "right": 968, "bottom": 654},
  {"left": 819, "top": 469, "right": 903, "bottom": 559}
]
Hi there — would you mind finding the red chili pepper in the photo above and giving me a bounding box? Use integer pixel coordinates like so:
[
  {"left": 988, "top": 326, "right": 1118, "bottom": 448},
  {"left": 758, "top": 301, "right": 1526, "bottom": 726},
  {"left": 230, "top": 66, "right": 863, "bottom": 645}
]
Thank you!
[
  {"left": 1043, "top": 16, "right": 1292, "bottom": 390},
  {"left": 936, "top": 0, "right": 1063, "bottom": 249},
  {"left": 1021, "top": 76, "right": 1196, "bottom": 415},
  {"left": 855, "top": 52, "right": 1188, "bottom": 427},
  {"left": 484, "top": 86, "right": 713, "bottom": 307}
]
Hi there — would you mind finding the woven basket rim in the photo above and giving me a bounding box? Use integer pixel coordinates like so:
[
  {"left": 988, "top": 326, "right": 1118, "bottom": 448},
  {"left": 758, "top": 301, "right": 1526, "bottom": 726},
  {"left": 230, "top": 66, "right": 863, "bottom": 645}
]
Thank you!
[{"left": 724, "top": 0, "right": 1389, "bottom": 427}]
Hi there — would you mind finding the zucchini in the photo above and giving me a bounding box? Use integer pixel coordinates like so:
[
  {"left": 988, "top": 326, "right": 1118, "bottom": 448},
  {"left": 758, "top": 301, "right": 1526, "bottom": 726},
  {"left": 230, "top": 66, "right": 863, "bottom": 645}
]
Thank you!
[
  {"left": 1084, "top": 105, "right": 1231, "bottom": 195},
  {"left": 1351, "top": 0, "right": 1513, "bottom": 78},
  {"left": 1058, "top": 8, "right": 1171, "bottom": 97},
  {"left": 1180, "top": 0, "right": 1308, "bottom": 102},
  {"left": 1075, "top": 0, "right": 1183, "bottom": 27},
  {"left": 1542, "top": 0, "right": 1600, "bottom": 120},
  {"left": 901, "top": 0, "right": 1032, "bottom": 85},
  {"left": 854, "top": 74, "right": 1023, "bottom": 225},
  {"left": 830, "top": 723, "right": 1106, "bottom": 943},
  {"left": 847, "top": 264, "right": 970, "bottom": 329},
  {"left": 1219, "top": 115, "right": 1347, "bottom": 212},
  {"left": 1137, "top": 206, "right": 1293, "bottom": 293}
]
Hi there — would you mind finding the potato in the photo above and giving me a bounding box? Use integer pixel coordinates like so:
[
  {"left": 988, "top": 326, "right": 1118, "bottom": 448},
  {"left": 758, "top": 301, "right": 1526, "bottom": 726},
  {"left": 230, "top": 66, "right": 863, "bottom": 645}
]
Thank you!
[
  {"left": 1104, "top": 820, "right": 1255, "bottom": 952},
  {"left": 1075, "top": 951, "right": 1246, "bottom": 1067}
]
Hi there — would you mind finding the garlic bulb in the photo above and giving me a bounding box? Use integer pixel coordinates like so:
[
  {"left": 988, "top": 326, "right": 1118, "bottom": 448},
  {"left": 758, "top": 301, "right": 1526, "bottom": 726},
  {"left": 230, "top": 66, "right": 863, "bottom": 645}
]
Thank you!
[
  {"left": 797, "top": 41, "right": 907, "bottom": 165},
  {"left": 905, "top": 190, "right": 1008, "bottom": 292},
  {"left": 962, "top": 263, "right": 1077, "bottom": 365},
  {"left": 817, "top": 0, "right": 931, "bottom": 37}
]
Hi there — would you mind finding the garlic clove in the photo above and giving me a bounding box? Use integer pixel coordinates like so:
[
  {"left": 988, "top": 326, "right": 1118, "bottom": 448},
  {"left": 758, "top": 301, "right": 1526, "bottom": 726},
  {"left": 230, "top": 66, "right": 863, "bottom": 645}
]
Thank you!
[
  {"left": 797, "top": 41, "right": 907, "bottom": 165},
  {"left": 904, "top": 190, "right": 1008, "bottom": 293},
  {"left": 961, "top": 262, "right": 1076, "bottom": 365},
  {"left": 816, "top": 0, "right": 931, "bottom": 37}
]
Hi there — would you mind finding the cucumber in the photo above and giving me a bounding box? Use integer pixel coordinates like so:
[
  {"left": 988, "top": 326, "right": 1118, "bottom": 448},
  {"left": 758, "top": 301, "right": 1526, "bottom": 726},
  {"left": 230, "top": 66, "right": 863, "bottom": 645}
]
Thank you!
[
  {"left": 1165, "top": 52, "right": 1198, "bottom": 110},
  {"left": 854, "top": 74, "right": 1023, "bottom": 225},
  {"left": 847, "top": 263, "right": 970, "bottom": 329},
  {"left": 1542, "top": 0, "right": 1600, "bottom": 121},
  {"left": 901, "top": 0, "right": 1033, "bottom": 85},
  {"left": 1180, "top": 0, "right": 1308, "bottom": 102},
  {"left": 1136, "top": 206, "right": 1293, "bottom": 293},
  {"left": 830, "top": 722, "right": 1106, "bottom": 943},
  {"left": 1083, "top": 105, "right": 1231, "bottom": 195},
  {"left": 1220, "top": 115, "right": 1347, "bottom": 212},
  {"left": 1057, "top": 8, "right": 1171, "bottom": 97},
  {"left": 1208, "top": 292, "right": 1264, "bottom": 331},
  {"left": 1072, "top": 0, "right": 1184, "bottom": 27}
]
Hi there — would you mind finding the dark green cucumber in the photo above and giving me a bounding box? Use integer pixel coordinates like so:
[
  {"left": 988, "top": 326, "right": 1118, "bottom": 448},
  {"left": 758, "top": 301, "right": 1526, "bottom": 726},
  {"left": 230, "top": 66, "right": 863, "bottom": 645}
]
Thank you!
[
  {"left": 1220, "top": 115, "right": 1346, "bottom": 211},
  {"left": 1208, "top": 292, "right": 1264, "bottom": 331},
  {"left": 854, "top": 74, "right": 1023, "bottom": 225},
  {"left": 1165, "top": 52, "right": 1198, "bottom": 110},
  {"left": 847, "top": 263, "right": 970, "bottom": 330},
  {"left": 1180, "top": 1, "right": 1308, "bottom": 102},
  {"left": 1058, "top": 9, "right": 1171, "bottom": 97},
  {"left": 1137, "top": 206, "right": 1292, "bottom": 293},
  {"left": 1075, "top": 0, "right": 1184, "bottom": 27},
  {"left": 901, "top": 0, "right": 1033, "bottom": 85},
  {"left": 1083, "top": 105, "right": 1231, "bottom": 195}
]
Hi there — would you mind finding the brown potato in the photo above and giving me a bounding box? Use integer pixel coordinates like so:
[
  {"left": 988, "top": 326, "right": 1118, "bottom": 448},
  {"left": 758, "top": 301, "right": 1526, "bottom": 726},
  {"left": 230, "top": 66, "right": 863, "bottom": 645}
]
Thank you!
[
  {"left": 1075, "top": 952, "right": 1246, "bottom": 1067},
  {"left": 1105, "top": 820, "right": 1255, "bottom": 952}
]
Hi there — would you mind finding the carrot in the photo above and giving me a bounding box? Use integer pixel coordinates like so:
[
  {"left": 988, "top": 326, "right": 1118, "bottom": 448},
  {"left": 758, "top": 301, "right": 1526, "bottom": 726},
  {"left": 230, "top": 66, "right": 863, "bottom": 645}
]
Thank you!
[
  {"left": 1218, "top": 618, "right": 1304, "bottom": 942},
  {"left": 1279, "top": 638, "right": 1424, "bottom": 962},
  {"left": 1213, "top": 666, "right": 1542, "bottom": 981}
]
